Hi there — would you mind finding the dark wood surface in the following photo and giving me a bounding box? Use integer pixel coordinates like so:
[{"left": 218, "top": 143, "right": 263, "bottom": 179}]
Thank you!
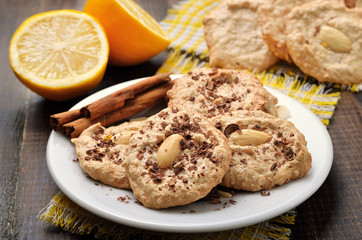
[{"left": 1, "top": 1, "right": 361, "bottom": 239}]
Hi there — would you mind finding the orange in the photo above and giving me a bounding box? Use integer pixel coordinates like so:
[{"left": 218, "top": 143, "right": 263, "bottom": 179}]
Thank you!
[
  {"left": 9, "top": 10, "right": 109, "bottom": 101},
  {"left": 83, "top": 0, "right": 170, "bottom": 66}
]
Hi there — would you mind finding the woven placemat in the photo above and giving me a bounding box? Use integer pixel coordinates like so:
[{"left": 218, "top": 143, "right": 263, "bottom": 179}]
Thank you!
[{"left": 39, "top": 192, "right": 296, "bottom": 240}]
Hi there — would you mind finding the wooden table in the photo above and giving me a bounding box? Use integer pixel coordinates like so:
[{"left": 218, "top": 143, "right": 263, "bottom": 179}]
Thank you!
[{"left": 1, "top": 1, "right": 361, "bottom": 239}]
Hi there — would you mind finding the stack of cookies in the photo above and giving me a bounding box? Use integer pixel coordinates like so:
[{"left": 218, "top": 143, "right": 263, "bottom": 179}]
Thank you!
[
  {"left": 203, "top": 0, "right": 362, "bottom": 84},
  {"left": 72, "top": 68, "right": 312, "bottom": 209}
]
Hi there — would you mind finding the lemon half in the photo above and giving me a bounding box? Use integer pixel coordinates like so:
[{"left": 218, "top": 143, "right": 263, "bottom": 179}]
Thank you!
[{"left": 9, "top": 9, "right": 109, "bottom": 101}]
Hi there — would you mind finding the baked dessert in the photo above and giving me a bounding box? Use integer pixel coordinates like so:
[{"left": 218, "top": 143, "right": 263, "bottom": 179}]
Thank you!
[
  {"left": 71, "top": 120, "right": 144, "bottom": 189},
  {"left": 203, "top": 0, "right": 278, "bottom": 72},
  {"left": 285, "top": 1, "right": 362, "bottom": 84},
  {"left": 167, "top": 68, "right": 278, "bottom": 117},
  {"left": 258, "top": 0, "right": 314, "bottom": 63},
  {"left": 125, "top": 108, "right": 232, "bottom": 209},
  {"left": 211, "top": 110, "right": 312, "bottom": 191}
]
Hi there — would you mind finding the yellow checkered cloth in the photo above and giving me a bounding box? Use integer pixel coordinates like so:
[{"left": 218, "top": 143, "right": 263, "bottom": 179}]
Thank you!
[
  {"left": 39, "top": 192, "right": 295, "bottom": 240},
  {"left": 39, "top": 1, "right": 346, "bottom": 239}
]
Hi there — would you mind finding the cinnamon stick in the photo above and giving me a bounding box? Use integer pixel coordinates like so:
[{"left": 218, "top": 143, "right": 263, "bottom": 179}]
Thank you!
[
  {"left": 80, "top": 90, "right": 134, "bottom": 120},
  {"left": 50, "top": 109, "right": 81, "bottom": 131},
  {"left": 63, "top": 82, "right": 173, "bottom": 138},
  {"left": 80, "top": 72, "right": 172, "bottom": 120}
]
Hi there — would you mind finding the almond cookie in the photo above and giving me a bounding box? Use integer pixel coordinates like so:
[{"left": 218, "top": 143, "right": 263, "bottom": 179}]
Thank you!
[
  {"left": 258, "top": 0, "right": 315, "bottom": 63},
  {"left": 125, "top": 108, "right": 232, "bottom": 209},
  {"left": 203, "top": 0, "right": 278, "bottom": 72},
  {"left": 71, "top": 120, "right": 144, "bottom": 189},
  {"left": 167, "top": 68, "right": 278, "bottom": 117},
  {"left": 211, "top": 110, "right": 312, "bottom": 191},
  {"left": 285, "top": 1, "right": 362, "bottom": 84}
]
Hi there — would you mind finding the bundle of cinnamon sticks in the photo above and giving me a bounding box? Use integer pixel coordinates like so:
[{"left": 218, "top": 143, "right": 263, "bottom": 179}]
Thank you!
[{"left": 50, "top": 73, "right": 173, "bottom": 138}]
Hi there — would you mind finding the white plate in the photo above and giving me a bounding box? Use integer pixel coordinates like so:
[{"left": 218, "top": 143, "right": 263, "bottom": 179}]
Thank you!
[{"left": 46, "top": 75, "right": 333, "bottom": 233}]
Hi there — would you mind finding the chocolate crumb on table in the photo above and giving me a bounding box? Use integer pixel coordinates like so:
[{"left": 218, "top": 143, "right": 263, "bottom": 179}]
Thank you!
[{"left": 261, "top": 190, "right": 271, "bottom": 196}]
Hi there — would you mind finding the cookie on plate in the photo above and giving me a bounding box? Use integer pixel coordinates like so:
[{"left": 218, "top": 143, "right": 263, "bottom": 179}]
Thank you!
[
  {"left": 258, "top": 0, "right": 314, "bottom": 63},
  {"left": 202, "top": 0, "right": 278, "bottom": 72},
  {"left": 125, "top": 108, "right": 232, "bottom": 209},
  {"left": 285, "top": 1, "right": 362, "bottom": 84},
  {"left": 211, "top": 110, "right": 312, "bottom": 191},
  {"left": 167, "top": 68, "right": 278, "bottom": 117},
  {"left": 71, "top": 120, "right": 144, "bottom": 189}
]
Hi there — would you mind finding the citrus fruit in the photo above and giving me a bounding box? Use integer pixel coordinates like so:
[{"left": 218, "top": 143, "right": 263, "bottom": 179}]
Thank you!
[
  {"left": 83, "top": 0, "right": 170, "bottom": 66},
  {"left": 9, "top": 9, "right": 109, "bottom": 102}
]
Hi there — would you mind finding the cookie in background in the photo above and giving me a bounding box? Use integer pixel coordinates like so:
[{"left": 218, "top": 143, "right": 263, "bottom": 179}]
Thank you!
[
  {"left": 202, "top": 0, "right": 278, "bottom": 73},
  {"left": 285, "top": 1, "right": 362, "bottom": 84},
  {"left": 258, "top": 0, "right": 315, "bottom": 63}
]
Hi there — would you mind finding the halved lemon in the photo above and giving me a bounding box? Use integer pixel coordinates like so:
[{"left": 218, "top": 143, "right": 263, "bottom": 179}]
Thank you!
[
  {"left": 83, "top": 0, "right": 170, "bottom": 66},
  {"left": 9, "top": 9, "right": 109, "bottom": 101}
]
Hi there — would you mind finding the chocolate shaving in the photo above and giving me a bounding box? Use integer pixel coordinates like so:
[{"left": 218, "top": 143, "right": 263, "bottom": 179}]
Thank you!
[
  {"left": 282, "top": 147, "right": 295, "bottom": 160},
  {"left": 152, "top": 176, "right": 162, "bottom": 184},
  {"left": 261, "top": 190, "right": 270, "bottom": 196},
  {"left": 174, "top": 165, "right": 184, "bottom": 175},
  {"left": 224, "top": 124, "right": 240, "bottom": 137},
  {"left": 191, "top": 75, "right": 199, "bottom": 80},
  {"left": 214, "top": 122, "right": 223, "bottom": 131},
  {"left": 208, "top": 68, "right": 219, "bottom": 76},
  {"left": 270, "top": 163, "right": 278, "bottom": 170}
]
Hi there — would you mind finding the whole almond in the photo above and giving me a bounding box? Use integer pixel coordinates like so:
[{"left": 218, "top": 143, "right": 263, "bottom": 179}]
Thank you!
[
  {"left": 112, "top": 130, "right": 137, "bottom": 145},
  {"left": 230, "top": 129, "right": 271, "bottom": 146},
  {"left": 217, "top": 190, "right": 233, "bottom": 198},
  {"left": 317, "top": 25, "right": 352, "bottom": 53},
  {"left": 157, "top": 134, "right": 184, "bottom": 168}
]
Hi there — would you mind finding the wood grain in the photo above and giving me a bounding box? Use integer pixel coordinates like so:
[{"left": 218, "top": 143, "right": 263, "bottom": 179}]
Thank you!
[
  {"left": 0, "top": 0, "right": 361, "bottom": 239},
  {"left": 292, "top": 90, "right": 362, "bottom": 240}
]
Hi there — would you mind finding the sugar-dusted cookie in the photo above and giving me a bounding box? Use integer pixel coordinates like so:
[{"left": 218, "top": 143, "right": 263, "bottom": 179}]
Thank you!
[
  {"left": 258, "top": 0, "right": 314, "bottom": 63},
  {"left": 167, "top": 68, "right": 278, "bottom": 117},
  {"left": 211, "top": 110, "right": 312, "bottom": 191},
  {"left": 285, "top": 1, "right": 362, "bottom": 84},
  {"left": 202, "top": 0, "right": 278, "bottom": 72},
  {"left": 125, "top": 108, "right": 232, "bottom": 209},
  {"left": 71, "top": 120, "right": 144, "bottom": 189}
]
